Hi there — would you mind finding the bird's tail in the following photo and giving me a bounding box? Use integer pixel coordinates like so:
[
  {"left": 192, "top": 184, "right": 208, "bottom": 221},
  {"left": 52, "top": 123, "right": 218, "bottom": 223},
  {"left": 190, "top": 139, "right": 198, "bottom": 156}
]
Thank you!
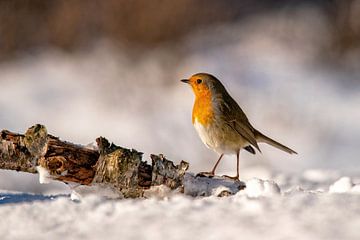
[{"left": 255, "top": 130, "right": 297, "bottom": 154}]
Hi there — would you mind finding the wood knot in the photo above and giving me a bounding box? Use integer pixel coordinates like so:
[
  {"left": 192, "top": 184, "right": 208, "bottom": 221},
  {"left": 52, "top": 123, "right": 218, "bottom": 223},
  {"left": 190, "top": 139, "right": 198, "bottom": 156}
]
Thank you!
[{"left": 40, "top": 156, "right": 66, "bottom": 175}]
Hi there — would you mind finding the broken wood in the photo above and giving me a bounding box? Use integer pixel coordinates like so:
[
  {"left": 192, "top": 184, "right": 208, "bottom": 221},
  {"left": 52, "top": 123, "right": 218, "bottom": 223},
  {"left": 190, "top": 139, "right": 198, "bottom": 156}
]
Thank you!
[{"left": 0, "top": 124, "right": 189, "bottom": 198}]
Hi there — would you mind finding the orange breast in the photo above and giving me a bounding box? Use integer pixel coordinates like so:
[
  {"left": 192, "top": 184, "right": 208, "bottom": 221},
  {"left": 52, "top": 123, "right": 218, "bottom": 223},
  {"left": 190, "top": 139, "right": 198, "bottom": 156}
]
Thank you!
[{"left": 192, "top": 91, "right": 214, "bottom": 126}]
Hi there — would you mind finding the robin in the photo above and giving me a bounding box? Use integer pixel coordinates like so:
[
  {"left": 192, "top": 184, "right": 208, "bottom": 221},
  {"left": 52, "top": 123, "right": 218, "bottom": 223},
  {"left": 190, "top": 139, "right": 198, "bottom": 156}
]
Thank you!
[{"left": 181, "top": 73, "right": 297, "bottom": 180}]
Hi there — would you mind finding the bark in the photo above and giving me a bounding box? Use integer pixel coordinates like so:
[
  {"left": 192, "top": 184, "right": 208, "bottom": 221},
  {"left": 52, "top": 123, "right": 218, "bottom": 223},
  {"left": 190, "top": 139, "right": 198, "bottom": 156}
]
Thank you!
[{"left": 0, "top": 124, "right": 189, "bottom": 198}]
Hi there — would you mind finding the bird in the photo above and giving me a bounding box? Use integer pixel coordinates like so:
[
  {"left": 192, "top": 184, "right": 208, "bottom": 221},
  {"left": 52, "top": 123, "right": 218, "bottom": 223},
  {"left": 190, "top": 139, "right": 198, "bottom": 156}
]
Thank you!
[{"left": 181, "top": 73, "right": 297, "bottom": 180}]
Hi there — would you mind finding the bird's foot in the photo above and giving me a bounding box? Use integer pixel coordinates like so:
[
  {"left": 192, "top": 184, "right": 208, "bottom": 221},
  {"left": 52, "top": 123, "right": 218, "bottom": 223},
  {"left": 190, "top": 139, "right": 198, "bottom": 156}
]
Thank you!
[
  {"left": 222, "top": 175, "right": 240, "bottom": 181},
  {"left": 196, "top": 171, "right": 215, "bottom": 178}
]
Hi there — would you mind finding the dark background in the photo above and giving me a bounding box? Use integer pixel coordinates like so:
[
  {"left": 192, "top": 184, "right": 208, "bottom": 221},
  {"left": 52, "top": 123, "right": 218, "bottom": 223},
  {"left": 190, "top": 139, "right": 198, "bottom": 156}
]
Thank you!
[{"left": 1, "top": 0, "right": 359, "bottom": 68}]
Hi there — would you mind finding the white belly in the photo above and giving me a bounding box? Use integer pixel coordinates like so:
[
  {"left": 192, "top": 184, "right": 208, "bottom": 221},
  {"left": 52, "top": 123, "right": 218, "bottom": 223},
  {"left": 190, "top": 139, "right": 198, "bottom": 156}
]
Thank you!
[
  {"left": 193, "top": 119, "right": 214, "bottom": 149},
  {"left": 193, "top": 119, "right": 246, "bottom": 154}
]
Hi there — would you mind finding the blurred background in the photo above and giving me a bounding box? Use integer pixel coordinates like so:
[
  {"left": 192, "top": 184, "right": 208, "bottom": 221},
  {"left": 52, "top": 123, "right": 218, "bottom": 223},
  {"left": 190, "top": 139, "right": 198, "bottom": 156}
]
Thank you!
[{"left": 0, "top": 0, "right": 359, "bottom": 193}]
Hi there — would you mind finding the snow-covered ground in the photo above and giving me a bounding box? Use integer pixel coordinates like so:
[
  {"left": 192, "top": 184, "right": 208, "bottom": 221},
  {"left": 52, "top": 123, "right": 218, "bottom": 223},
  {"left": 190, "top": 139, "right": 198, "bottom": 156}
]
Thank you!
[
  {"left": 0, "top": 8, "right": 360, "bottom": 240},
  {"left": 1, "top": 173, "right": 360, "bottom": 240}
]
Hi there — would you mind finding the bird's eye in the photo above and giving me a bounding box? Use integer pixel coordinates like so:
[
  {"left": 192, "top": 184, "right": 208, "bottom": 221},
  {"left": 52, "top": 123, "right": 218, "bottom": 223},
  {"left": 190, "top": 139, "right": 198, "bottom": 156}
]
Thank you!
[{"left": 196, "top": 79, "right": 202, "bottom": 84}]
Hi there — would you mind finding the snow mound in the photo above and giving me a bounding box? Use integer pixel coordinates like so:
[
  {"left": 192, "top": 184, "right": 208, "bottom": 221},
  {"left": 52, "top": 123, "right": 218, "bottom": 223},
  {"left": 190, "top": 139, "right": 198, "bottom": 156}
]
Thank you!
[
  {"left": 243, "top": 178, "right": 281, "bottom": 198},
  {"left": 329, "top": 177, "right": 360, "bottom": 193},
  {"left": 183, "top": 173, "right": 245, "bottom": 197},
  {"left": 168, "top": 174, "right": 280, "bottom": 198}
]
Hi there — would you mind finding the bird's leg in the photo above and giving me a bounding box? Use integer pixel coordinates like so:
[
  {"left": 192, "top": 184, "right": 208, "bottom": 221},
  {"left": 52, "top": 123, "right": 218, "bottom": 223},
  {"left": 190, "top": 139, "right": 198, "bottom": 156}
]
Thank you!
[
  {"left": 223, "top": 150, "right": 240, "bottom": 180},
  {"left": 210, "top": 153, "right": 224, "bottom": 174},
  {"left": 196, "top": 154, "right": 224, "bottom": 178}
]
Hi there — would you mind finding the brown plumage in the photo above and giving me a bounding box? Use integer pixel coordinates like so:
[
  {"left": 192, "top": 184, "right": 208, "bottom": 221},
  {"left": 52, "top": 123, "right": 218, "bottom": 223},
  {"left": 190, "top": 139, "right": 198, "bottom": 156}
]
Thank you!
[{"left": 181, "top": 73, "right": 297, "bottom": 180}]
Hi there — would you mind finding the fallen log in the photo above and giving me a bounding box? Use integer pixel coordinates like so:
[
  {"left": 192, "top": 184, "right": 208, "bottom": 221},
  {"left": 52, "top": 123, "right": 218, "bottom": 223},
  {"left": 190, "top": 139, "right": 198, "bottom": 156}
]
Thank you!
[{"left": 0, "top": 124, "right": 189, "bottom": 198}]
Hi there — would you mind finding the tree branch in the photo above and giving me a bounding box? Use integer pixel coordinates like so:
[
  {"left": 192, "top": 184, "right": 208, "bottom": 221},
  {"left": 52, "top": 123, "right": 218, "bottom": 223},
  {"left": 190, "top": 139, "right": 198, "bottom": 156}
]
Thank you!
[{"left": 0, "top": 124, "right": 189, "bottom": 198}]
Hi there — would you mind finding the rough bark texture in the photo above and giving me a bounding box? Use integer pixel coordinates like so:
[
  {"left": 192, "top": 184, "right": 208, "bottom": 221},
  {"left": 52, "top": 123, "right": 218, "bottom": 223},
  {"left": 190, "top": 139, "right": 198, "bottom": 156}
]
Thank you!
[
  {"left": 0, "top": 130, "right": 38, "bottom": 173},
  {"left": 92, "top": 137, "right": 146, "bottom": 198},
  {"left": 151, "top": 154, "right": 189, "bottom": 190},
  {"left": 0, "top": 125, "right": 99, "bottom": 185},
  {"left": 0, "top": 124, "right": 189, "bottom": 198}
]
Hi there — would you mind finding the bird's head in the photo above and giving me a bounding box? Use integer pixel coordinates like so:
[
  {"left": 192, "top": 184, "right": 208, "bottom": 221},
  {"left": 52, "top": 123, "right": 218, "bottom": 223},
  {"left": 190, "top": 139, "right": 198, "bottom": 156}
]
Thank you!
[{"left": 181, "top": 73, "right": 225, "bottom": 97}]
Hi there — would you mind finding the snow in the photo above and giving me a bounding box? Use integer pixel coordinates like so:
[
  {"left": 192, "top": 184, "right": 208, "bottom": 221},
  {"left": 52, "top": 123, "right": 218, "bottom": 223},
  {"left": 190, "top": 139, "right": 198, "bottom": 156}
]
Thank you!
[
  {"left": 329, "top": 177, "right": 358, "bottom": 194},
  {"left": 1, "top": 173, "right": 360, "bottom": 240},
  {"left": 183, "top": 173, "right": 245, "bottom": 197},
  {"left": 242, "top": 178, "right": 280, "bottom": 198},
  {"left": 70, "top": 184, "right": 123, "bottom": 201},
  {"left": 302, "top": 169, "right": 340, "bottom": 183},
  {"left": 36, "top": 166, "right": 51, "bottom": 184}
]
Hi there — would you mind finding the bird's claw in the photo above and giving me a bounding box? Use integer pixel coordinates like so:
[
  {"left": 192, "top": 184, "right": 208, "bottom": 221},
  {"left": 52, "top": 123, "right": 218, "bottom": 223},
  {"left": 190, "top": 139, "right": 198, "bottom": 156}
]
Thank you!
[
  {"left": 196, "top": 172, "right": 215, "bottom": 178},
  {"left": 222, "top": 175, "right": 240, "bottom": 181}
]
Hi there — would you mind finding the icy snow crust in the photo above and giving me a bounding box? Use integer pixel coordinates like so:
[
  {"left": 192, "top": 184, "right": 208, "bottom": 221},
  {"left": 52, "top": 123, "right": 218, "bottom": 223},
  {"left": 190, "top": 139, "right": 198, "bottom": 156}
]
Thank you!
[{"left": 1, "top": 175, "right": 360, "bottom": 240}]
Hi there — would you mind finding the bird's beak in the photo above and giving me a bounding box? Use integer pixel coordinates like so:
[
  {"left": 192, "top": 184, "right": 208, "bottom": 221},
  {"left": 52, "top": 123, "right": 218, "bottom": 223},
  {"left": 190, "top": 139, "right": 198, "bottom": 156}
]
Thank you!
[{"left": 181, "top": 79, "right": 190, "bottom": 84}]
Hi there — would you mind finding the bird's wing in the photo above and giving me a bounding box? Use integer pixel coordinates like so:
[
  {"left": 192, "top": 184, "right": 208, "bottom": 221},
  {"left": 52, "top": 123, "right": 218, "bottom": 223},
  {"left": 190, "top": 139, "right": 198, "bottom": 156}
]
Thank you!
[
  {"left": 218, "top": 94, "right": 261, "bottom": 152},
  {"left": 244, "top": 145, "right": 256, "bottom": 154}
]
